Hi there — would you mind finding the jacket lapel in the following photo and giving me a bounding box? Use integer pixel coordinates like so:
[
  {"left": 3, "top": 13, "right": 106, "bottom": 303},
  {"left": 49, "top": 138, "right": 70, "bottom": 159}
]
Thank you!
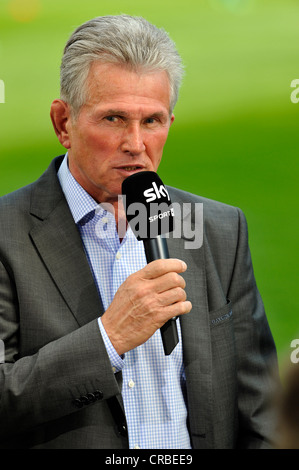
[
  {"left": 29, "top": 157, "right": 104, "bottom": 327},
  {"left": 167, "top": 198, "right": 212, "bottom": 442}
]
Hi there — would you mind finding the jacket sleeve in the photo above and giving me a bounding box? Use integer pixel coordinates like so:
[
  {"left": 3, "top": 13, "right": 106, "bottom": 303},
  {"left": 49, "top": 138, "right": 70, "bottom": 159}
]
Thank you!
[
  {"left": 228, "top": 208, "right": 280, "bottom": 448},
  {"left": 0, "top": 259, "right": 121, "bottom": 441}
]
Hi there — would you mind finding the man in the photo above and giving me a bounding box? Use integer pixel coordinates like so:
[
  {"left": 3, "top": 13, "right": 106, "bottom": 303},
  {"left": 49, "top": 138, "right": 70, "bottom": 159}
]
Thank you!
[{"left": 0, "top": 15, "right": 278, "bottom": 449}]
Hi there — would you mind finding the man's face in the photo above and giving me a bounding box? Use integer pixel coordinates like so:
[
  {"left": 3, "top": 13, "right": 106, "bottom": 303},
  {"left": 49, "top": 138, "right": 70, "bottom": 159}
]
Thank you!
[{"left": 64, "top": 62, "right": 174, "bottom": 205}]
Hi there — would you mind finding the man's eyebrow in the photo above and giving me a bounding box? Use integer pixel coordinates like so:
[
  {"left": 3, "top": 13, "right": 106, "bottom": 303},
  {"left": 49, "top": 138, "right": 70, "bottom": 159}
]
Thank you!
[
  {"left": 103, "top": 109, "right": 130, "bottom": 117},
  {"left": 148, "top": 111, "right": 169, "bottom": 120},
  {"left": 99, "top": 109, "right": 169, "bottom": 119}
]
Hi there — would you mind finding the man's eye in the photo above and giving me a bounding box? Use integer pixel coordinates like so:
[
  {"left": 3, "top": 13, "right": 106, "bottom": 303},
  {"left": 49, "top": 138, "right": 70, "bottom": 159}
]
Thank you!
[
  {"left": 105, "top": 116, "right": 119, "bottom": 123},
  {"left": 145, "top": 117, "right": 157, "bottom": 124}
]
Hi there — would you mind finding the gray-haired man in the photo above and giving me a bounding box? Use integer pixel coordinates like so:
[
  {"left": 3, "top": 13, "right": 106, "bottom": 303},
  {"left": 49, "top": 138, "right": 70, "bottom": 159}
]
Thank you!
[{"left": 0, "top": 15, "right": 279, "bottom": 449}]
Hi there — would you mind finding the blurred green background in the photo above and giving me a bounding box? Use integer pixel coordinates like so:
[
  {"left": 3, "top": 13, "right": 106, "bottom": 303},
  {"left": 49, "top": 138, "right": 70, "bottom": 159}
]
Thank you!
[{"left": 0, "top": 0, "right": 298, "bottom": 368}]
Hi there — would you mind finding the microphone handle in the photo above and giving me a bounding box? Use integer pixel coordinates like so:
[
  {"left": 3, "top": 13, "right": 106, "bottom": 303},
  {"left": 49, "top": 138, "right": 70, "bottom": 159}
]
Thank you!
[
  {"left": 143, "top": 236, "right": 179, "bottom": 355},
  {"left": 143, "top": 236, "right": 169, "bottom": 262}
]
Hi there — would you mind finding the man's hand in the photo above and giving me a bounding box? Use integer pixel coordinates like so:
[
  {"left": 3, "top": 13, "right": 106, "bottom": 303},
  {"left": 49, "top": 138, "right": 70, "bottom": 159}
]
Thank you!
[{"left": 101, "top": 259, "right": 192, "bottom": 355}]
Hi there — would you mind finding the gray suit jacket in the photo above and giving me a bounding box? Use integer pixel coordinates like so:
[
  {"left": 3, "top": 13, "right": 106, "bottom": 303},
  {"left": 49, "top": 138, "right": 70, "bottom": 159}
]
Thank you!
[{"left": 0, "top": 156, "right": 278, "bottom": 449}]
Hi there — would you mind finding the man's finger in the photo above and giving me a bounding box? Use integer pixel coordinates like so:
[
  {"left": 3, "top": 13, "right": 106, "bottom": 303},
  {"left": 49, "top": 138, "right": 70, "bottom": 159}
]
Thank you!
[
  {"left": 140, "top": 258, "right": 187, "bottom": 280},
  {"left": 151, "top": 272, "right": 186, "bottom": 294},
  {"left": 157, "top": 286, "right": 187, "bottom": 306},
  {"left": 162, "top": 300, "right": 192, "bottom": 320}
]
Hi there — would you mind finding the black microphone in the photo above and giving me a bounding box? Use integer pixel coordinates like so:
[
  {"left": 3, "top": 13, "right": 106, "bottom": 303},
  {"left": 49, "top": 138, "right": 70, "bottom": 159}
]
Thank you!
[{"left": 122, "top": 171, "right": 179, "bottom": 355}]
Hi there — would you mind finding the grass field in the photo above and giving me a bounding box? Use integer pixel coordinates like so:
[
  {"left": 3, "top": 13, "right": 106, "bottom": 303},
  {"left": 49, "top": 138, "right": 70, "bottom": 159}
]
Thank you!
[{"left": 0, "top": 0, "right": 298, "bottom": 367}]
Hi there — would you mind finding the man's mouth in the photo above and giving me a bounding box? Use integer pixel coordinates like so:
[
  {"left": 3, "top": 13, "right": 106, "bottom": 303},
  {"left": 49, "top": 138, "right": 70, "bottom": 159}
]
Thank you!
[
  {"left": 122, "top": 166, "right": 141, "bottom": 171},
  {"left": 117, "top": 165, "right": 144, "bottom": 172}
]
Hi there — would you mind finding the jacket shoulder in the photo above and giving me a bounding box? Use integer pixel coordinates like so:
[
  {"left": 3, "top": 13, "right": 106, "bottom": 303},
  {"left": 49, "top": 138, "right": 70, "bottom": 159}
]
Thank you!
[
  {"left": 167, "top": 185, "right": 242, "bottom": 222},
  {"left": 0, "top": 183, "right": 33, "bottom": 215},
  {"left": 0, "top": 156, "right": 64, "bottom": 217}
]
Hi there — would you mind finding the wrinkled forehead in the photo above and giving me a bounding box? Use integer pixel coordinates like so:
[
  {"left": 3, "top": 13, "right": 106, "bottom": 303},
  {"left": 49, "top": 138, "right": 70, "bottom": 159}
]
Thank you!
[{"left": 85, "top": 61, "right": 172, "bottom": 107}]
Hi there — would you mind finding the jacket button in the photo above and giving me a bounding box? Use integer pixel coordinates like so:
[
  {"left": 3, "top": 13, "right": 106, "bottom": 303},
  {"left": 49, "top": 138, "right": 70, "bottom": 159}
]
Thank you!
[
  {"left": 73, "top": 398, "right": 84, "bottom": 408},
  {"left": 86, "top": 392, "right": 96, "bottom": 403},
  {"left": 80, "top": 395, "right": 89, "bottom": 405},
  {"left": 94, "top": 390, "right": 104, "bottom": 400},
  {"left": 118, "top": 423, "right": 128, "bottom": 437}
]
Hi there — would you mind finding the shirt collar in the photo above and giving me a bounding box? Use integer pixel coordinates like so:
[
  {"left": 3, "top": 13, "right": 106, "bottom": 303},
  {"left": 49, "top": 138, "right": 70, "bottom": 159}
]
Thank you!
[
  {"left": 57, "top": 154, "right": 138, "bottom": 246},
  {"left": 57, "top": 153, "right": 101, "bottom": 224},
  {"left": 57, "top": 154, "right": 135, "bottom": 241}
]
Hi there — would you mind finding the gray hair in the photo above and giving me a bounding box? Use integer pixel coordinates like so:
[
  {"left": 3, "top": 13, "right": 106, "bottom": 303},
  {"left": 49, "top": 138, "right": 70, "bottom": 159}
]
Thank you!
[{"left": 60, "top": 15, "right": 184, "bottom": 116}]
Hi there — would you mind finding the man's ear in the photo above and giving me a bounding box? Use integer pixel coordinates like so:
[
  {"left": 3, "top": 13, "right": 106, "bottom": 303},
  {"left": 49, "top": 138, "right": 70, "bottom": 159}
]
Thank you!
[
  {"left": 50, "top": 99, "right": 72, "bottom": 149},
  {"left": 170, "top": 113, "right": 175, "bottom": 126}
]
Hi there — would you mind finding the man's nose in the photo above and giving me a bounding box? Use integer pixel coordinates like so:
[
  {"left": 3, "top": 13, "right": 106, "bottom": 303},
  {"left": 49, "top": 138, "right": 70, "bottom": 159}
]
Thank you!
[{"left": 120, "top": 123, "right": 146, "bottom": 155}]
